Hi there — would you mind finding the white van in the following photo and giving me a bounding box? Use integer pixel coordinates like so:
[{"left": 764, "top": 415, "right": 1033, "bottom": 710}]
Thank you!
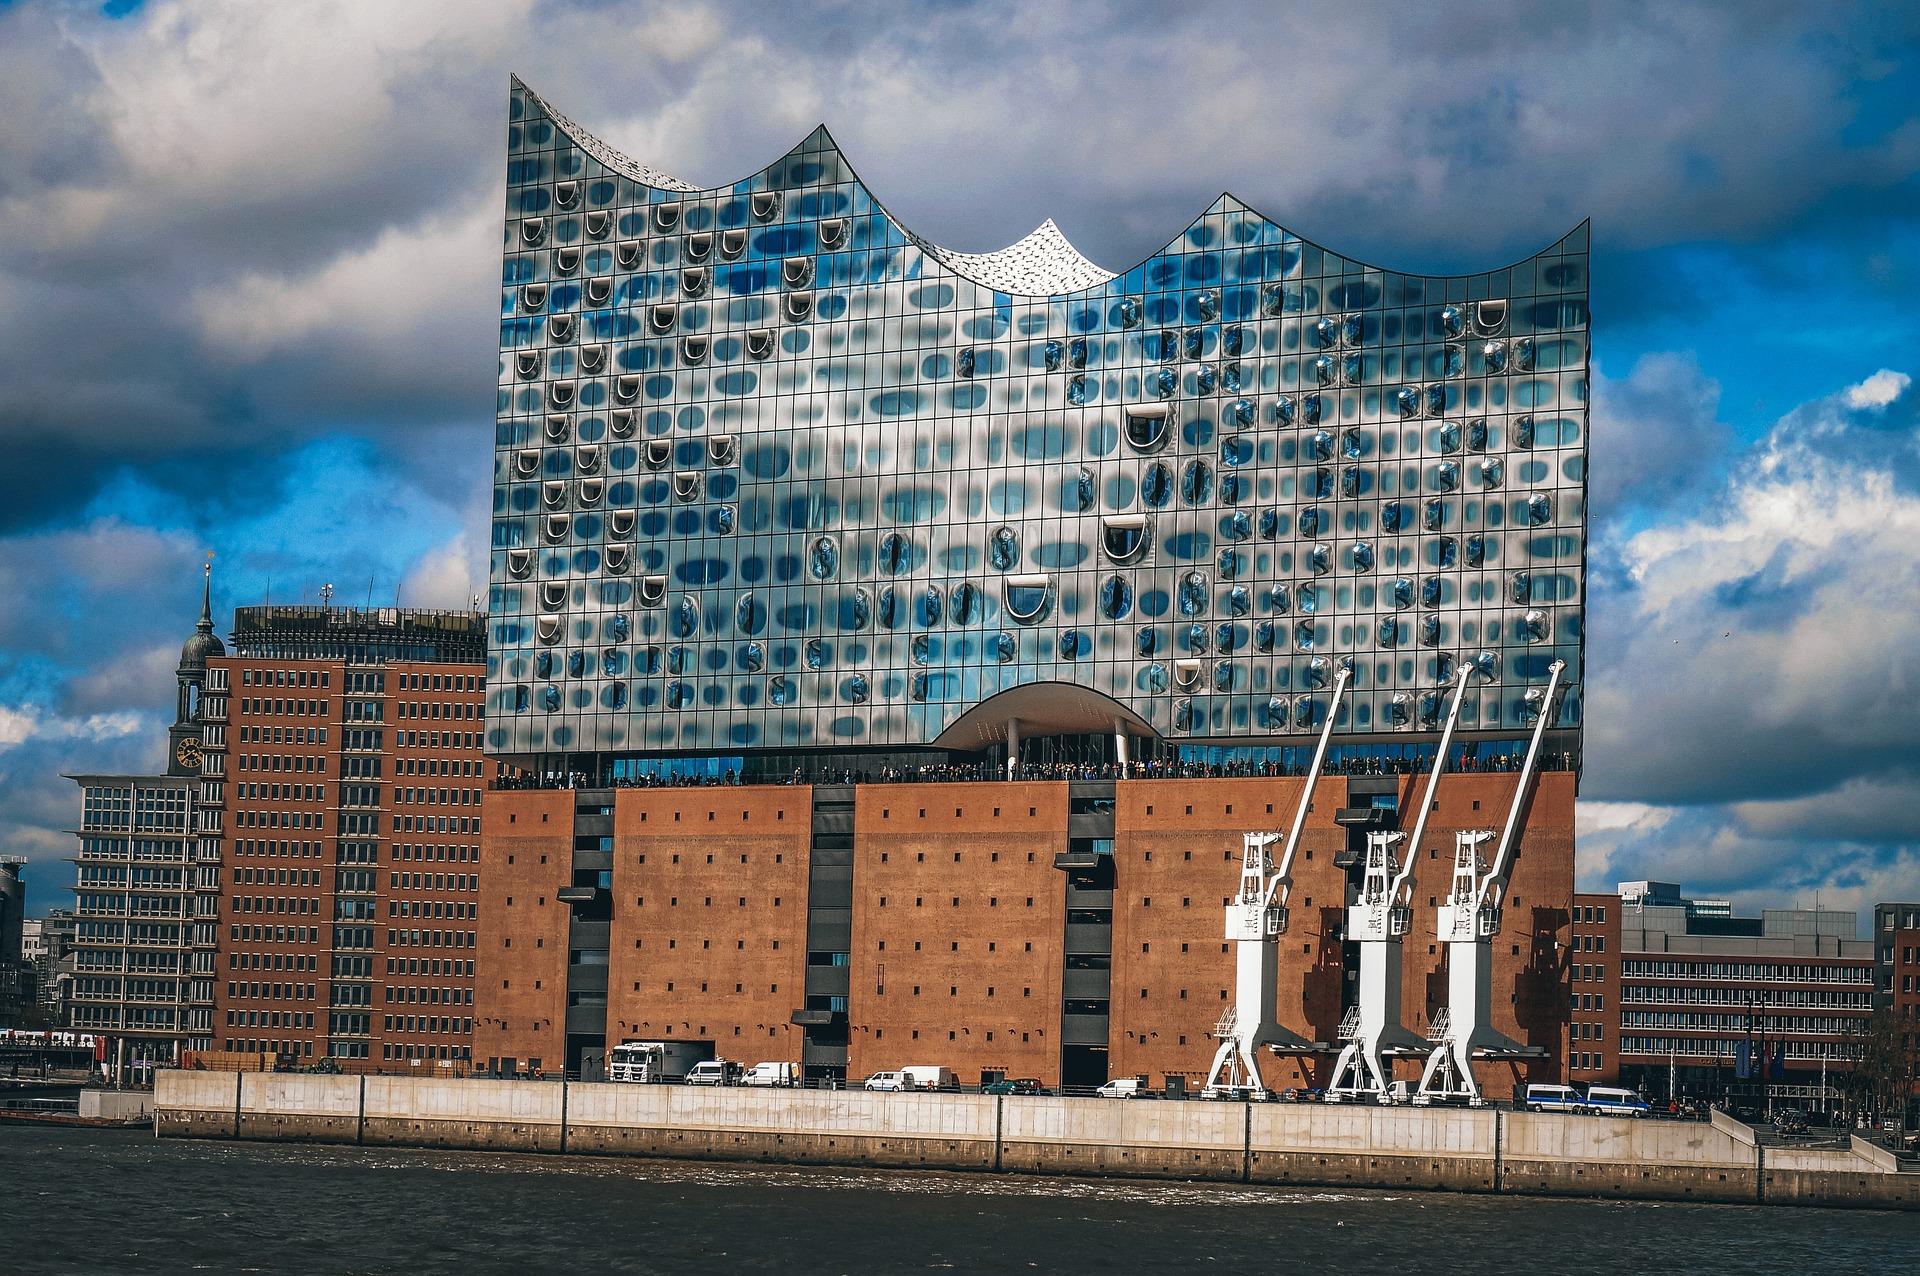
[
  {"left": 901, "top": 1065, "right": 956, "bottom": 1091},
  {"left": 1097, "top": 1077, "right": 1147, "bottom": 1099},
  {"left": 863, "top": 1071, "right": 907, "bottom": 1091},
  {"left": 1584, "top": 1086, "right": 1651, "bottom": 1117},
  {"left": 685, "top": 1060, "right": 740, "bottom": 1086},
  {"left": 1524, "top": 1083, "right": 1586, "bottom": 1113},
  {"left": 741, "top": 1061, "right": 800, "bottom": 1088}
]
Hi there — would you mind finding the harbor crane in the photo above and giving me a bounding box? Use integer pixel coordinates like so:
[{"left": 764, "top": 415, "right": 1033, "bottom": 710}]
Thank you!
[
  {"left": 1415, "top": 659, "right": 1566, "bottom": 1105},
  {"left": 1326, "top": 661, "right": 1476, "bottom": 1103},
  {"left": 1203, "top": 665, "right": 1352, "bottom": 1097}
]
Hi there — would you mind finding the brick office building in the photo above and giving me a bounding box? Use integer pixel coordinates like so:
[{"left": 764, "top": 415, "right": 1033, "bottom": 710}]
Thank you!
[
  {"left": 202, "top": 605, "right": 494, "bottom": 1067},
  {"left": 1568, "top": 891, "right": 1620, "bottom": 1084},
  {"left": 474, "top": 82, "right": 1587, "bottom": 1090}
]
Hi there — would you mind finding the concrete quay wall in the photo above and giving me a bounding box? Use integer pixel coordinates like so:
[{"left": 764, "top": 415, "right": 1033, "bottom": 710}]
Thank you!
[{"left": 153, "top": 1073, "right": 1918, "bottom": 1210}]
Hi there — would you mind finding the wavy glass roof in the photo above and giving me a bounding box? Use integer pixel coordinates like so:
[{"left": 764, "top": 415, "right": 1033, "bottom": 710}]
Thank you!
[{"left": 488, "top": 78, "right": 1591, "bottom": 764}]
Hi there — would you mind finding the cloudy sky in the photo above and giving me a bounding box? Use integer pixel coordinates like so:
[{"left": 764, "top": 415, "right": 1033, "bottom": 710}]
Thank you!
[{"left": 2, "top": 0, "right": 1917, "bottom": 918}]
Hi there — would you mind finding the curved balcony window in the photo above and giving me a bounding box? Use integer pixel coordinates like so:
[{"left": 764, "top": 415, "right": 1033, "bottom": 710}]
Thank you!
[
  {"left": 1475, "top": 300, "right": 1507, "bottom": 333},
  {"left": 1522, "top": 685, "right": 1551, "bottom": 721},
  {"left": 1389, "top": 578, "right": 1414, "bottom": 610},
  {"left": 1126, "top": 404, "right": 1172, "bottom": 451},
  {"left": 989, "top": 526, "right": 1020, "bottom": 571},
  {"left": 575, "top": 445, "right": 602, "bottom": 474},
  {"left": 1425, "top": 384, "right": 1448, "bottom": 417},
  {"left": 544, "top": 514, "right": 570, "bottom": 543},
  {"left": 1173, "top": 660, "right": 1203, "bottom": 691},
  {"left": 645, "top": 440, "right": 672, "bottom": 470},
  {"left": 1274, "top": 396, "right": 1296, "bottom": 427},
  {"left": 1433, "top": 461, "right": 1460, "bottom": 495},
  {"left": 750, "top": 191, "right": 780, "bottom": 221},
  {"left": 1380, "top": 502, "right": 1407, "bottom": 534},
  {"left": 1225, "top": 585, "right": 1250, "bottom": 617},
  {"left": 1471, "top": 650, "right": 1501, "bottom": 682},
  {"left": 539, "top": 685, "right": 561, "bottom": 712},
  {"left": 1302, "top": 394, "right": 1324, "bottom": 426},
  {"left": 1270, "top": 583, "right": 1292, "bottom": 615},
  {"left": 1143, "top": 664, "right": 1168, "bottom": 694},
  {"left": 1313, "top": 317, "right": 1339, "bottom": 350},
  {"left": 663, "top": 679, "right": 692, "bottom": 710},
  {"left": 1304, "top": 657, "right": 1330, "bottom": 690},
  {"left": 506, "top": 548, "right": 534, "bottom": 578},
  {"left": 609, "top": 410, "right": 636, "bottom": 440},
  {"left": 680, "top": 336, "right": 709, "bottom": 364},
  {"left": 1099, "top": 573, "right": 1133, "bottom": 620},
  {"left": 1340, "top": 467, "right": 1362, "bottom": 499},
  {"left": 604, "top": 543, "right": 630, "bottom": 575},
  {"left": 1059, "top": 630, "right": 1086, "bottom": 660},
  {"left": 673, "top": 471, "right": 702, "bottom": 503},
  {"left": 1217, "top": 548, "right": 1244, "bottom": 580},
  {"left": 917, "top": 586, "right": 943, "bottom": 627},
  {"left": 1222, "top": 510, "right": 1250, "bottom": 542},
  {"left": 1341, "top": 428, "right": 1365, "bottom": 462},
  {"left": 639, "top": 575, "right": 667, "bottom": 608},
  {"left": 719, "top": 229, "right": 746, "bottom": 260},
  {"left": 805, "top": 639, "right": 827, "bottom": 670},
  {"left": 1522, "top": 610, "right": 1550, "bottom": 643},
  {"left": 1307, "top": 543, "right": 1331, "bottom": 576},
  {"left": 545, "top": 414, "right": 571, "bottom": 443},
  {"left": 1141, "top": 462, "right": 1174, "bottom": 508},
  {"left": 1254, "top": 621, "right": 1275, "bottom": 653},
  {"left": 1482, "top": 340, "right": 1508, "bottom": 376},
  {"left": 673, "top": 596, "right": 700, "bottom": 638},
  {"left": 809, "top": 535, "right": 839, "bottom": 580},
  {"left": 1466, "top": 534, "right": 1487, "bottom": 569},
  {"left": 1075, "top": 467, "right": 1096, "bottom": 513},
  {"left": 1421, "top": 499, "right": 1444, "bottom": 533},
  {"left": 1066, "top": 375, "right": 1090, "bottom": 406},
  {"left": 1377, "top": 617, "right": 1401, "bottom": 649},
  {"left": 956, "top": 348, "right": 976, "bottom": 379},
  {"left": 578, "top": 479, "right": 604, "bottom": 507},
  {"left": 782, "top": 292, "right": 813, "bottom": 323},
  {"left": 769, "top": 675, "right": 792, "bottom": 707},
  {"left": 1298, "top": 587, "right": 1319, "bottom": 616},
  {"left": 1294, "top": 620, "right": 1316, "bottom": 651},
  {"left": 616, "top": 239, "right": 641, "bottom": 268},
  {"left": 1184, "top": 623, "right": 1210, "bottom": 656},
  {"left": 1443, "top": 344, "right": 1464, "bottom": 378},
  {"left": 1509, "top": 572, "right": 1532, "bottom": 605},
  {"left": 614, "top": 375, "right": 641, "bottom": 404},
  {"left": 1421, "top": 576, "right": 1443, "bottom": 609},
  {"left": 879, "top": 532, "right": 912, "bottom": 576},
  {"left": 1181, "top": 460, "right": 1212, "bottom": 505},
  {"left": 534, "top": 651, "right": 556, "bottom": 680},
  {"left": 1389, "top": 693, "right": 1412, "bottom": 727},
  {"left": 1313, "top": 355, "right": 1337, "bottom": 387},
  {"left": 1214, "top": 661, "right": 1238, "bottom": 693},
  {"left": 554, "top": 246, "right": 581, "bottom": 276},
  {"left": 1435, "top": 422, "right": 1461, "bottom": 456},
  {"left": 1118, "top": 296, "right": 1143, "bottom": 328},
  {"left": 515, "top": 351, "right": 541, "bottom": 380},
  {"left": 514, "top": 449, "right": 540, "bottom": 478},
  {"left": 1439, "top": 304, "right": 1465, "bottom": 338},
  {"left": 1350, "top": 542, "right": 1374, "bottom": 573},
  {"left": 1194, "top": 365, "right": 1216, "bottom": 396},
  {"left": 602, "top": 647, "right": 627, "bottom": 678},
  {"left": 1177, "top": 570, "right": 1209, "bottom": 617},
  {"left": 521, "top": 215, "right": 546, "bottom": 247},
  {"left": 911, "top": 634, "right": 930, "bottom": 665},
  {"left": 1003, "top": 575, "right": 1052, "bottom": 625},
  {"left": 1226, "top": 398, "right": 1256, "bottom": 431},
  {"left": 746, "top": 329, "right": 774, "bottom": 360},
  {"left": 1479, "top": 459, "right": 1504, "bottom": 489},
  {"left": 1464, "top": 418, "right": 1487, "bottom": 453},
  {"left": 1432, "top": 652, "right": 1455, "bottom": 685},
  {"left": 1043, "top": 340, "right": 1064, "bottom": 372},
  {"left": 1259, "top": 508, "right": 1281, "bottom": 540},
  {"left": 684, "top": 231, "right": 712, "bottom": 261},
  {"left": 848, "top": 587, "right": 873, "bottom": 631},
  {"left": 1514, "top": 415, "right": 1536, "bottom": 450},
  {"left": 1307, "top": 468, "right": 1334, "bottom": 500},
  {"left": 1515, "top": 337, "right": 1536, "bottom": 372},
  {"left": 877, "top": 587, "right": 902, "bottom": 630},
  {"left": 1435, "top": 536, "right": 1459, "bottom": 570},
  {"left": 846, "top": 673, "right": 870, "bottom": 703},
  {"left": 1420, "top": 615, "right": 1442, "bottom": 647},
  {"left": 712, "top": 505, "right": 737, "bottom": 536},
  {"left": 736, "top": 592, "right": 762, "bottom": 634},
  {"left": 1341, "top": 355, "right": 1363, "bottom": 386},
  {"left": 909, "top": 671, "right": 928, "bottom": 702},
  {"left": 991, "top": 632, "right": 1016, "bottom": 664},
  {"left": 536, "top": 616, "right": 563, "bottom": 645},
  {"left": 1195, "top": 289, "right": 1220, "bottom": 321},
  {"left": 951, "top": 581, "right": 980, "bottom": 624},
  {"left": 1394, "top": 387, "right": 1419, "bottom": 419},
  {"left": 1066, "top": 337, "right": 1088, "bottom": 369},
  {"left": 1222, "top": 364, "right": 1242, "bottom": 396},
  {"left": 1136, "top": 627, "right": 1159, "bottom": 658},
  {"left": 547, "top": 380, "right": 576, "bottom": 410},
  {"left": 1295, "top": 507, "right": 1322, "bottom": 540},
  {"left": 649, "top": 304, "right": 677, "bottom": 333},
  {"left": 667, "top": 646, "right": 689, "bottom": 676}
]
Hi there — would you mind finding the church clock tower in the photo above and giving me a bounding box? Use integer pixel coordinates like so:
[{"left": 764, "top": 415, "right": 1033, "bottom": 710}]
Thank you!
[{"left": 169, "top": 559, "right": 225, "bottom": 777}]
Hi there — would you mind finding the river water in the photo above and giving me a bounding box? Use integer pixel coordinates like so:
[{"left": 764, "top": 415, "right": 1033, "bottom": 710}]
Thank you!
[{"left": 1, "top": 1127, "right": 1911, "bottom": 1274}]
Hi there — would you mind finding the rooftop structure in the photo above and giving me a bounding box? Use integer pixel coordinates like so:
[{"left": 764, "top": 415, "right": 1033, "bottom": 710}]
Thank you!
[
  {"left": 486, "top": 77, "right": 1590, "bottom": 778},
  {"left": 231, "top": 606, "right": 487, "bottom": 666}
]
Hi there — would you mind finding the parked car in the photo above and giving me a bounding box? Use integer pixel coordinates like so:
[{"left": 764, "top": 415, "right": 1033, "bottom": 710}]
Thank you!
[
  {"left": 983, "top": 1078, "right": 1048, "bottom": 1095},
  {"left": 1097, "top": 1077, "right": 1149, "bottom": 1099},
  {"left": 1584, "top": 1086, "right": 1652, "bottom": 1118},
  {"left": 685, "top": 1060, "right": 741, "bottom": 1086},
  {"left": 862, "top": 1071, "right": 908, "bottom": 1092},
  {"left": 740, "top": 1061, "right": 801, "bottom": 1088},
  {"left": 1523, "top": 1083, "right": 1586, "bottom": 1113}
]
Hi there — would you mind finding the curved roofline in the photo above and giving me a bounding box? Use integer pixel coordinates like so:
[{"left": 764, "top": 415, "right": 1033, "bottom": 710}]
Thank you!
[{"left": 512, "top": 75, "right": 1588, "bottom": 299}]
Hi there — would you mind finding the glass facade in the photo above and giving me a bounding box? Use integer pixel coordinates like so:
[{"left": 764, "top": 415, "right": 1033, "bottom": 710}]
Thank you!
[{"left": 488, "top": 78, "right": 1588, "bottom": 764}]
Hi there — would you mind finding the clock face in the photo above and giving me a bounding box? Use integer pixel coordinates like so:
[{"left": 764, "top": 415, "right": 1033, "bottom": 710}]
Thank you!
[{"left": 175, "top": 737, "right": 202, "bottom": 770}]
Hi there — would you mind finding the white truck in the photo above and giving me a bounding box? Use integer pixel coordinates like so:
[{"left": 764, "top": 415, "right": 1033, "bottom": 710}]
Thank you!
[
  {"left": 607, "top": 1039, "right": 713, "bottom": 1084},
  {"left": 741, "top": 1061, "right": 801, "bottom": 1087},
  {"left": 901, "top": 1065, "right": 957, "bottom": 1090}
]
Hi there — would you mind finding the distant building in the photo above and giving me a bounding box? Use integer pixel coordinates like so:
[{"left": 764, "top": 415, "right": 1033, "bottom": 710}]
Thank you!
[
  {"left": 1612, "top": 886, "right": 1873, "bottom": 1105},
  {"left": 1568, "top": 891, "right": 1620, "bottom": 1085},
  {"left": 22, "top": 910, "right": 77, "bottom": 1022},
  {"left": 201, "top": 605, "right": 490, "bottom": 1067},
  {"left": 0, "top": 856, "right": 30, "bottom": 1027},
  {"left": 1875, "top": 902, "right": 1920, "bottom": 1055}
]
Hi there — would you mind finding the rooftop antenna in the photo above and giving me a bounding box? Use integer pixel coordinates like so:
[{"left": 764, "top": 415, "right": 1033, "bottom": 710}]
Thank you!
[
  {"left": 320, "top": 583, "right": 334, "bottom": 607},
  {"left": 365, "top": 574, "right": 375, "bottom": 610}
]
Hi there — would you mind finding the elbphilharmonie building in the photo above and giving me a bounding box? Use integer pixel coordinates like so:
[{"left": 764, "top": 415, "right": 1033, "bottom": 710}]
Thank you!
[
  {"left": 477, "top": 80, "right": 1585, "bottom": 1091},
  {"left": 486, "top": 77, "right": 1588, "bottom": 775}
]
